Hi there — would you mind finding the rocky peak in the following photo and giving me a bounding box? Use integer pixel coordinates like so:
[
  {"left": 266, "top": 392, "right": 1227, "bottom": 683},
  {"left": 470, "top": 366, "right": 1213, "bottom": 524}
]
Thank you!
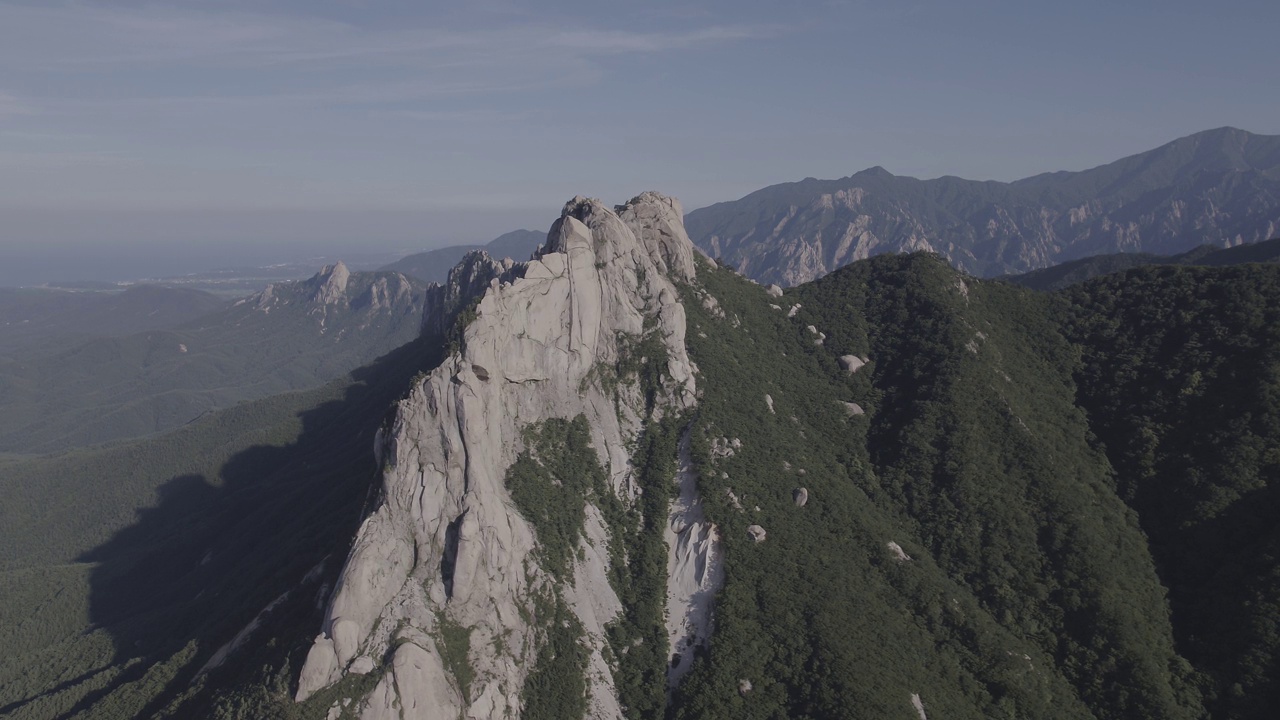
[
  {"left": 310, "top": 261, "right": 351, "bottom": 305},
  {"left": 296, "top": 192, "right": 712, "bottom": 718},
  {"left": 854, "top": 165, "right": 894, "bottom": 179},
  {"left": 420, "top": 249, "right": 523, "bottom": 338},
  {"left": 549, "top": 192, "right": 696, "bottom": 283}
]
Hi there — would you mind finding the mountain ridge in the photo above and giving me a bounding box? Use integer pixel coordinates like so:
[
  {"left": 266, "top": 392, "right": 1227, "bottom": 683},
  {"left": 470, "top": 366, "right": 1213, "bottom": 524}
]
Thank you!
[
  {"left": 687, "top": 127, "right": 1280, "bottom": 284},
  {"left": 1003, "top": 236, "right": 1280, "bottom": 291},
  {"left": 379, "top": 229, "right": 545, "bottom": 285},
  {"left": 0, "top": 264, "right": 427, "bottom": 453}
]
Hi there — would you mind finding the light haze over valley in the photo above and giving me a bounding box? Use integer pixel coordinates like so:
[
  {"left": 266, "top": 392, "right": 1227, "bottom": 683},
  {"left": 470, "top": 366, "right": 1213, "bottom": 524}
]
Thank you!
[{"left": 3, "top": 3, "right": 1280, "bottom": 720}]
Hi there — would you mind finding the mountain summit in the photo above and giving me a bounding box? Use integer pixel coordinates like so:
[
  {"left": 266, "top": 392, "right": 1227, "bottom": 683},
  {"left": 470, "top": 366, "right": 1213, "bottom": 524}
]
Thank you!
[
  {"left": 688, "top": 127, "right": 1280, "bottom": 284},
  {"left": 297, "top": 192, "right": 706, "bottom": 717}
]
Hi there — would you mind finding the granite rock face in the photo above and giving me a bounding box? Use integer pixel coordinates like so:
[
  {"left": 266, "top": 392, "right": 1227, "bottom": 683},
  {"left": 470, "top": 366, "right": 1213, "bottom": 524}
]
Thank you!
[
  {"left": 419, "top": 250, "right": 522, "bottom": 338},
  {"left": 664, "top": 429, "right": 725, "bottom": 690},
  {"left": 310, "top": 261, "right": 352, "bottom": 305},
  {"left": 838, "top": 355, "right": 867, "bottom": 374},
  {"left": 297, "top": 193, "right": 719, "bottom": 718}
]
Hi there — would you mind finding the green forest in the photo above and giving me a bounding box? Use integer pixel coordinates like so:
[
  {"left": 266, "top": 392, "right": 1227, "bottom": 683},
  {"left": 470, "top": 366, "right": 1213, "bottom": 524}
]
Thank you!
[{"left": 3, "top": 246, "right": 1279, "bottom": 718}]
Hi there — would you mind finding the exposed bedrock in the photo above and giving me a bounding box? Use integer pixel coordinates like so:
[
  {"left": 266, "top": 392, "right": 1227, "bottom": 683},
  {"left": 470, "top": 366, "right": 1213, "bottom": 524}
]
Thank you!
[{"left": 297, "top": 193, "right": 716, "bottom": 718}]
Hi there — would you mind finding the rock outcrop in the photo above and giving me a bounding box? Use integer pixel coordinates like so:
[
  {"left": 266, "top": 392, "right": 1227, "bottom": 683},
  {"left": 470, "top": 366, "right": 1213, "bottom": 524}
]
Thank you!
[
  {"left": 911, "top": 692, "right": 929, "bottom": 720},
  {"left": 297, "top": 193, "right": 718, "bottom": 718},
  {"left": 887, "top": 541, "right": 912, "bottom": 562},
  {"left": 793, "top": 487, "right": 809, "bottom": 507},
  {"left": 838, "top": 355, "right": 867, "bottom": 374},
  {"left": 310, "top": 261, "right": 351, "bottom": 305},
  {"left": 419, "top": 250, "right": 522, "bottom": 338},
  {"left": 664, "top": 430, "right": 725, "bottom": 690}
]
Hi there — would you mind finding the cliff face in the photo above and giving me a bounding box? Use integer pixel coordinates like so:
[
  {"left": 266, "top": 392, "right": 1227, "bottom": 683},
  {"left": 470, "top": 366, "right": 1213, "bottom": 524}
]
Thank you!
[
  {"left": 687, "top": 127, "right": 1280, "bottom": 285},
  {"left": 297, "top": 192, "right": 718, "bottom": 718}
]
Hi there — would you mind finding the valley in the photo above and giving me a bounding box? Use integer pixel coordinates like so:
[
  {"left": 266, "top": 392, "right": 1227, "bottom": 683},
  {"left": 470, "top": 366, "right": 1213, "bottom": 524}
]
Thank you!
[{"left": 2, "top": 190, "right": 1277, "bottom": 718}]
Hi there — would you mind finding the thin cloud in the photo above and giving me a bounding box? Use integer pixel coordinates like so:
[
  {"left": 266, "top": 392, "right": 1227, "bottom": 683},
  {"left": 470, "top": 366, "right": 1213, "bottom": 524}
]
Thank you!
[
  {"left": 541, "top": 25, "right": 764, "bottom": 53},
  {"left": 0, "top": 92, "right": 36, "bottom": 118},
  {"left": 0, "top": 4, "right": 766, "bottom": 67},
  {"left": 0, "top": 4, "right": 768, "bottom": 116},
  {"left": 0, "top": 149, "right": 134, "bottom": 170}
]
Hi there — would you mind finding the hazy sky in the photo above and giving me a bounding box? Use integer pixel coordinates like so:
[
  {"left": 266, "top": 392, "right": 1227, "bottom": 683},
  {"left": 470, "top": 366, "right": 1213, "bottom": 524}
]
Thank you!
[{"left": 1, "top": 0, "right": 1278, "bottom": 282}]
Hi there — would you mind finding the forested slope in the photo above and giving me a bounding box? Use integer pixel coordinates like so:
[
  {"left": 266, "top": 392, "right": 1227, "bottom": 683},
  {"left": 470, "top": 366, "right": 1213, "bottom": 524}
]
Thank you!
[
  {"left": 1062, "top": 264, "right": 1280, "bottom": 719},
  {"left": 0, "top": 285, "right": 226, "bottom": 358},
  {"left": 5, "top": 235, "right": 1280, "bottom": 719},
  {"left": 674, "top": 254, "right": 1198, "bottom": 719},
  {"left": 0, "top": 337, "right": 442, "bottom": 720}
]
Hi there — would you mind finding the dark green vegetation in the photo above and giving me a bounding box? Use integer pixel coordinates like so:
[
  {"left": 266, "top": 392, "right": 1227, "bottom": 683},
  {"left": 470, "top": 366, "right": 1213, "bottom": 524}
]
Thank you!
[
  {"left": 674, "top": 255, "right": 1191, "bottom": 719},
  {"left": 0, "top": 335, "right": 444, "bottom": 720},
  {"left": 595, "top": 326, "right": 685, "bottom": 720},
  {"left": 7, "top": 226, "right": 1280, "bottom": 718},
  {"left": 437, "top": 614, "right": 475, "bottom": 703},
  {"left": 1005, "top": 236, "right": 1280, "bottom": 292},
  {"left": 0, "top": 284, "right": 225, "bottom": 358},
  {"left": 671, "top": 249, "right": 1280, "bottom": 719},
  {"left": 521, "top": 590, "right": 589, "bottom": 720},
  {"left": 0, "top": 267, "right": 425, "bottom": 453},
  {"left": 381, "top": 229, "right": 544, "bottom": 283},
  {"left": 1061, "top": 264, "right": 1280, "bottom": 719},
  {"left": 506, "top": 416, "right": 609, "bottom": 580},
  {"left": 506, "top": 329, "right": 684, "bottom": 720},
  {"left": 607, "top": 415, "right": 682, "bottom": 720},
  {"left": 687, "top": 127, "right": 1280, "bottom": 282},
  {"left": 503, "top": 415, "right": 615, "bottom": 720}
]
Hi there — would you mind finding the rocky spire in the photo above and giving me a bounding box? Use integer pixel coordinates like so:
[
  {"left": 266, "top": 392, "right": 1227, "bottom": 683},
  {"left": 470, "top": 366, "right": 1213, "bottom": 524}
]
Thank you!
[
  {"left": 296, "top": 193, "right": 716, "bottom": 719},
  {"left": 310, "top": 261, "right": 351, "bottom": 305},
  {"left": 419, "top": 250, "right": 524, "bottom": 338}
]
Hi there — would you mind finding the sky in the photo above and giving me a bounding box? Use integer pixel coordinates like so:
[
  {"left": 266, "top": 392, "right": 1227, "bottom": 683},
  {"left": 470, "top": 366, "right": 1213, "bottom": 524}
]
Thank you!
[{"left": 1, "top": 0, "right": 1278, "bottom": 284}]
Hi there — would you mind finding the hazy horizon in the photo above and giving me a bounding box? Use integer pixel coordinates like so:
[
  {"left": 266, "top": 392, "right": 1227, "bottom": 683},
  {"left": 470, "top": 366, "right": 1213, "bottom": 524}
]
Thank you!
[
  {"left": 2, "top": 0, "right": 1278, "bottom": 285},
  {"left": 0, "top": 205, "right": 549, "bottom": 287}
]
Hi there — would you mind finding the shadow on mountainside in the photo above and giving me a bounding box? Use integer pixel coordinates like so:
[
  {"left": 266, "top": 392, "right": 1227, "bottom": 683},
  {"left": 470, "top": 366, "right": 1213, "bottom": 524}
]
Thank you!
[
  {"left": 1153, "top": 481, "right": 1280, "bottom": 718},
  {"left": 35, "top": 336, "right": 444, "bottom": 719}
]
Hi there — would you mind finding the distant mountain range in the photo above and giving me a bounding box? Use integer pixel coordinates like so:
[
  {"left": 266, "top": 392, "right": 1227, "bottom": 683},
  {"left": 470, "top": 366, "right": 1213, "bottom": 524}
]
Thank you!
[
  {"left": 687, "top": 127, "right": 1280, "bottom": 285},
  {"left": 380, "top": 229, "right": 545, "bottom": 284},
  {"left": 0, "top": 263, "right": 425, "bottom": 453}
]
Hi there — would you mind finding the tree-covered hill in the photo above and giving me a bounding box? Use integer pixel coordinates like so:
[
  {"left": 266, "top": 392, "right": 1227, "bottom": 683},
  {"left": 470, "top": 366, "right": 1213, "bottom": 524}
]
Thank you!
[
  {"left": 674, "top": 254, "right": 1197, "bottom": 719},
  {"left": 1004, "top": 236, "right": 1280, "bottom": 292},
  {"left": 1061, "top": 264, "right": 1280, "bottom": 719}
]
